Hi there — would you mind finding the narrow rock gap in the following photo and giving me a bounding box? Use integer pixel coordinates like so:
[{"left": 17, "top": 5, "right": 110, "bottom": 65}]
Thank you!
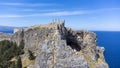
[
  {"left": 66, "top": 34, "right": 81, "bottom": 51},
  {"left": 67, "top": 40, "right": 81, "bottom": 51}
]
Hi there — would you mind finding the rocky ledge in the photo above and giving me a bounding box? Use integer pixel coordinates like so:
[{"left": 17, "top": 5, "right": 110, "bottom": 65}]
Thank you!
[
  {"left": 1, "top": 20, "right": 109, "bottom": 68},
  {"left": 0, "top": 32, "right": 12, "bottom": 41}
]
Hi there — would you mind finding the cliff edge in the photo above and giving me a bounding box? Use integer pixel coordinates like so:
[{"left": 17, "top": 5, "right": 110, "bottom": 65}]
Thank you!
[
  {"left": 0, "top": 32, "right": 11, "bottom": 41},
  {"left": 10, "top": 20, "right": 108, "bottom": 68}
]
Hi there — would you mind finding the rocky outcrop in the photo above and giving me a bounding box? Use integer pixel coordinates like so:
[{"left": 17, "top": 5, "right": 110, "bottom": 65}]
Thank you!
[
  {"left": 0, "top": 32, "right": 12, "bottom": 41},
  {"left": 10, "top": 20, "right": 109, "bottom": 68}
]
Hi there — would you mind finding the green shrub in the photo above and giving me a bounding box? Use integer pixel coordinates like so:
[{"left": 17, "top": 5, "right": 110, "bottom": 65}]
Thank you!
[
  {"left": 16, "top": 56, "right": 22, "bottom": 68},
  {"left": 0, "top": 40, "right": 25, "bottom": 68},
  {"left": 19, "top": 39, "right": 25, "bottom": 49},
  {"left": 28, "top": 50, "right": 35, "bottom": 60}
]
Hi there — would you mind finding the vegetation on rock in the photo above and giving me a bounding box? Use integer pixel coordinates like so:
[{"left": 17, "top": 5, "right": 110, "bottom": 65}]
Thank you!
[
  {"left": 16, "top": 56, "right": 22, "bottom": 68},
  {"left": 0, "top": 40, "right": 24, "bottom": 68},
  {"left": 28, "top": 50, "right": 35, "bottom": 60}
]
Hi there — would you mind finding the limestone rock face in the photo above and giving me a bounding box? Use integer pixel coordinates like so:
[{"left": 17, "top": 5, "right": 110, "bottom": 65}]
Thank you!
[
  {"left": 0, "top": 32, "right": 12, "bottom": 41},
  {"left": 11, "top": 20, "right": 108, "bottom": 68}
]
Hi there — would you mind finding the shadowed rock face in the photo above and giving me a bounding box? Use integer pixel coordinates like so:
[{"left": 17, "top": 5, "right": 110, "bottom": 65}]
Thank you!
[{"left": 10, "top": 20, "right": 108, "bottom": 68}]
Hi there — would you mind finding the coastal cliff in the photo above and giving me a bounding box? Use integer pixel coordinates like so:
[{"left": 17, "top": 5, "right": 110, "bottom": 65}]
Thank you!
[
  {"left": 0, "top": 20, "right": 108, "bottom": 68},
  {"left": 0, "top": 32, "right": 11, "bottom": 41}
]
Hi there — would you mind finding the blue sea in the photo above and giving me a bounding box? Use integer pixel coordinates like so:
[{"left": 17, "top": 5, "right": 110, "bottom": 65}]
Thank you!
[
  {"left": 0, "top": 30, "right": 120, "bottom": 68},
  {"left": 0, "top": 30, "right": 13, "bottom": 34},
  {"left": 94, "top": 31, "right": 120, "bottom": 68}
]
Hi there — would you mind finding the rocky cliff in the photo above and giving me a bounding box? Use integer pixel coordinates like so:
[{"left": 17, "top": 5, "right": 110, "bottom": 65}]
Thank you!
[
  {"left": 10, "top": 20, "right": 109, "bottom": 68},
  {"left": 0, "top": 32, "right": 11, "bottom": 41}
]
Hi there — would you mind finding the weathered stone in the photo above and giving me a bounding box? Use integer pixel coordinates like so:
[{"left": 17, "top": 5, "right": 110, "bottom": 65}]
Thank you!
[
  {"left": 0, "top": 20, "right": 108, "bottom": 68},
  {"left": 0, "top": 32, "right": 12, "bottom": 41}
]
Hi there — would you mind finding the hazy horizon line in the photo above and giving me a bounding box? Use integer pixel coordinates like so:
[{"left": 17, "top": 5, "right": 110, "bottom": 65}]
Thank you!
[{"left": 0, "top": 25, "right": 120, "bottom": 31}]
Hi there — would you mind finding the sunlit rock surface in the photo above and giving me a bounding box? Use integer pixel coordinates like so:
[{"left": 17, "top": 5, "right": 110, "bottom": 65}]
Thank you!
[
  {"left": 0, "top": 32, "right": 11, "bottom": 41},
  {"left": 6, "top": 20, "right": 108, "bottom": 68}
]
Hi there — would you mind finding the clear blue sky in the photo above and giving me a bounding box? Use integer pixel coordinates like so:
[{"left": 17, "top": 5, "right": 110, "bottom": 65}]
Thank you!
[{"left": 0, "top": 0, "right": 120, "bottom": 31}]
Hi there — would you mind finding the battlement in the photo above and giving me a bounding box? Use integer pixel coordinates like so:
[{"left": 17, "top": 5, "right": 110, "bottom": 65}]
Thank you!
[
  {"left": 49, "top": 19, "right": 65, "bottom": 29},
  {"left": 51, "top": 19, "right": 65, "bottom": 24}
]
